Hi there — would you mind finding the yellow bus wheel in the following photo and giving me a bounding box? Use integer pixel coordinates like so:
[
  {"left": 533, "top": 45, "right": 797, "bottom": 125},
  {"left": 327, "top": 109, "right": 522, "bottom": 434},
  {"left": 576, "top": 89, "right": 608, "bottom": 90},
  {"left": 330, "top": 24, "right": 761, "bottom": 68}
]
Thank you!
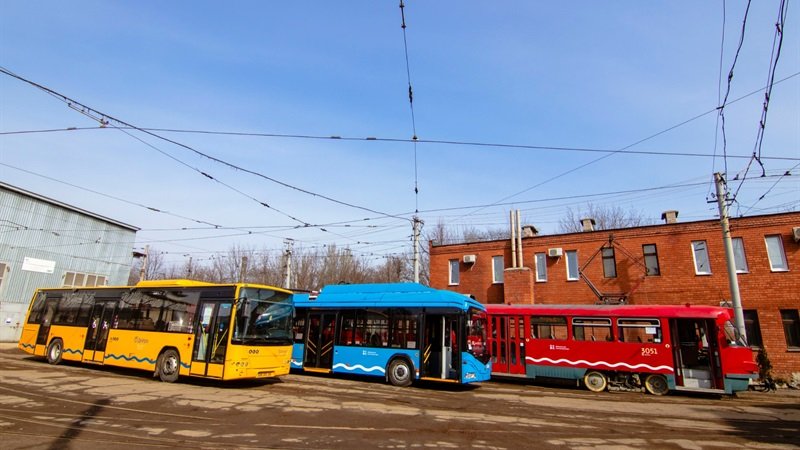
[
  {"left": 158, "top": 349, "right": 180, "bottom": 383},
  {"left": 46, "top": 339, "right": 63, "bottom": 365}
]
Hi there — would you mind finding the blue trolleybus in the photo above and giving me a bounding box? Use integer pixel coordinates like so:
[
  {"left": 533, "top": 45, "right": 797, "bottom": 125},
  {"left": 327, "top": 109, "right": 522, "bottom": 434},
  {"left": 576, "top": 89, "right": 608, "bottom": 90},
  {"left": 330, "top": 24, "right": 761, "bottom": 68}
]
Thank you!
[{"left": 291, "top": 283, "right": 492, "bottom": 386}]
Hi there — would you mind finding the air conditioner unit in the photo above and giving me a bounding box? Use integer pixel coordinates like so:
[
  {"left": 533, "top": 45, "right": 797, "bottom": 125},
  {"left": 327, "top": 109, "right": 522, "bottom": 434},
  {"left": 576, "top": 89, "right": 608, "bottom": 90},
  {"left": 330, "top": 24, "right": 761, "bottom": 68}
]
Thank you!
[
  {"left": 793, "top": 227, "right": 800, "bottom": 243},
  {"left": 463, "top": 254, "right": 477, "bottom": 264},
  {"left": 547, "top": 248, "right": 563, "bottom": 258}
]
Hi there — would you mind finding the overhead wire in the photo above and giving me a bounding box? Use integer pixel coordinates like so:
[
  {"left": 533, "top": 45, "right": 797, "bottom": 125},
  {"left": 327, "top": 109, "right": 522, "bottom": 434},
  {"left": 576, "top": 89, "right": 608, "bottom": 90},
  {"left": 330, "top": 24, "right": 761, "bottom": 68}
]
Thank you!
[
  {"left": 732, "top": 0, "right": 790, "bottom": 211},
  {"left": 0, "top": 66, "right": 408, "bottom": 223}
]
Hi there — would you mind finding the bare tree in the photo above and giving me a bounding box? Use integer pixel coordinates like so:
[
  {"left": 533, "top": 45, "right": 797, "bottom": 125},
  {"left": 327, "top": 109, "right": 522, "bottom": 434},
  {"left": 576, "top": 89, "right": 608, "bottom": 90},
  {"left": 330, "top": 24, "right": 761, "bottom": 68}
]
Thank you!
[
  {"left": 128, "top": 248, "right": 167, "bottom": 284},
  {"left": 557, "top": 204, "right": 653, "bottom": 233}
]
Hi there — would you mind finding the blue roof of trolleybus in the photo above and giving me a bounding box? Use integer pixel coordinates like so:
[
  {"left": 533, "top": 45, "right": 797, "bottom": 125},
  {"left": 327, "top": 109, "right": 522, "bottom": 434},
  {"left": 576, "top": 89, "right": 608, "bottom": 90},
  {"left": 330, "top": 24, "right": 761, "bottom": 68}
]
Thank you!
[{"left": 294, "top": 283, "right": 484, "bottom": 311}]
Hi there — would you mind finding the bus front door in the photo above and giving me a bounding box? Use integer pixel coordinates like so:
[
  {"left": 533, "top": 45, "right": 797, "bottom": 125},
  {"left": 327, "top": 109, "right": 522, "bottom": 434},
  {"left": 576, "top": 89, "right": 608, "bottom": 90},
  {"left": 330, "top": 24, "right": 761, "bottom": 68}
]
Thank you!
[
  {"left": 191, "top": 301, "right": 232, "bottom": 378},
  {"left": 303, "top": 312, "right": 336, "bottom": 370},
  {"left": 671, "top": 319, "right": 720, "bottom": 390},
  {"left": 84, "top": 300, "right": 117, "bottom": 363},
  {"left": 491, "top": 314, "right": 526, "bottom": 375},
  {"left": 35, "top": 297, "right": 59, "bottom": 352},
  {"left": 422, "top": 315, "right": 460, "bottom": 381}
]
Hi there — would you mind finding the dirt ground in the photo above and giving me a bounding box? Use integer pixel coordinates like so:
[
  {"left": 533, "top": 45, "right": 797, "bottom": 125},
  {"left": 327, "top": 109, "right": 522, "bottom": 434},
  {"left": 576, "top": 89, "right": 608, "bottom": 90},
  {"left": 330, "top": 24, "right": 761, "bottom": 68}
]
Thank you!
[{"left": 0, "top": 344, "right": 797, "bottom": 449}]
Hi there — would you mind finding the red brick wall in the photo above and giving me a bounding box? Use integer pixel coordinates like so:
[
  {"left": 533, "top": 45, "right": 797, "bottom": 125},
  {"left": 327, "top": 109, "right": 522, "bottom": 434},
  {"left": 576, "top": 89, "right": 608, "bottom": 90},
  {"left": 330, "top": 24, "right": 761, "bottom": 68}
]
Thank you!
[{"left": 430, "top": 212, "right": 800, "bottom": 379}]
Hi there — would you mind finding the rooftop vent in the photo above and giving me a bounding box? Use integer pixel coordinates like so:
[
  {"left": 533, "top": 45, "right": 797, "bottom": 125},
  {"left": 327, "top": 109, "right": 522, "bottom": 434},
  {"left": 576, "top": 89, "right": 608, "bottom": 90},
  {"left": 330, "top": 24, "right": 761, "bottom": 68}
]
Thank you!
[
  {"left": 580, "top": 218, "right": 596, "bottom": 232},
  {"left": 522, "top": 225, "right": 539, "bottom": 237},
  {"left": 661, "top": 210, "right": 679, "bottom": 224}
]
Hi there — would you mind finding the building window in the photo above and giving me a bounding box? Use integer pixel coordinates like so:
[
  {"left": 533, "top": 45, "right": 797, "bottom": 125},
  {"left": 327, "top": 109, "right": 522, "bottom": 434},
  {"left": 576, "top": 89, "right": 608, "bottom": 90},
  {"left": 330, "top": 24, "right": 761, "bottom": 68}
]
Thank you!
[
  {"left": 691, "top": 241, "right": 711, "bottom": 275},
  {"left": 0, "top": 262, "right": 7, "bottom": 290},
  {"left": 743, "top": 310, "right": 763, "bottom": 348},
  {"left": 492, "top": 256, "right": 504, "bottom": 284},
  {"left": 781, "top": 310, "right": 800, "bottom": 349},
  {"left": 534, "top": 253, "right": 547, "bottom": 282},
  {"left": 732, "top": 237, "right": 749, "bottom": 273},
  {"left": 601, "top": 247, "right": 616, "bottom": 278},
  {"left": 643, "top": 244, "right": 660, "bottom": 276},
  {"left": 566, "top": 250, "right": 579, "bottom": 281},
  {"left": 765, "top": 235, "right": 789, "bottom": 272},
  {"left": 64, "top": 271, "right": 107, "bottom": 287},
  {"left": 448, "top": 260, "right": 459, "bottom": 285}
]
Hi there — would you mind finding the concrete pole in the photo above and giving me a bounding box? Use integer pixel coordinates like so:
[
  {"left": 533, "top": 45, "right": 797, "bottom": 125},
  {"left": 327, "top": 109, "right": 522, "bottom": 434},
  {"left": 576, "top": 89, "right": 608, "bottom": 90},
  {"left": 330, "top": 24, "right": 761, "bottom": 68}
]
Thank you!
[
  {"left": 240, "top": 256, "right": 248, "bottom": 283},
  {"left": 413, "top": 216, "right": 421, "bottom": 283},
  {"left": 139, "top": 245, "right": 149, "bottom": 282},
  {"left": 714, "top": 172, "right": 748, "bottom": 344},
  {"left": 283, "top": 240, "right": 293, "bottom": 289},
  {"left": 516, "top": 209, "right": 524, "bottom": 268},
  {"left": 510, "top": 210, "right": 517, "bottom": 268}
]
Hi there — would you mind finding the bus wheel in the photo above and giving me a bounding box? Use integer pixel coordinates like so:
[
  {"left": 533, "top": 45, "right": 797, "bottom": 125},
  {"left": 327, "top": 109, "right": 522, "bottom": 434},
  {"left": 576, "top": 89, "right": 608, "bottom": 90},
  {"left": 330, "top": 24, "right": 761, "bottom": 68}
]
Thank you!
[
  {"left": 46, "top": 339, "right": 63, "bottom": 365},
  {"left": 583, "top": 371, "right": 607, "bottom": 392},
  {"left": 158, "top": 349, "right": 180, "bottom": 383},
  {"left": 644, "top": 374, "right": 669, "bottom": 396},
  {"left": 387, "top": 358, "right": 413, "bottom": 387}
]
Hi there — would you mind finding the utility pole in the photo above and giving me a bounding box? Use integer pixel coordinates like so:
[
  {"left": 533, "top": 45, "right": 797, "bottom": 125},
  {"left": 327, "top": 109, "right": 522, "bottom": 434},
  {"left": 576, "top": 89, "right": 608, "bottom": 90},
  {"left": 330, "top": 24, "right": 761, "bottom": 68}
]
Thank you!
[
  {"left": 714, "top": 172, "right": 747, "bottom": 343},
  {"left": 239, "top": 256, "right": 248, "bottom": 283},
  {"left": 139, "top": 245, "right": 149, "bottom": 282},
  {"left": 283, "top": 239, "right": 294, "bottom": 289},
  {"left": 412, "top": 216, "right": 423, "bottom": 283}
]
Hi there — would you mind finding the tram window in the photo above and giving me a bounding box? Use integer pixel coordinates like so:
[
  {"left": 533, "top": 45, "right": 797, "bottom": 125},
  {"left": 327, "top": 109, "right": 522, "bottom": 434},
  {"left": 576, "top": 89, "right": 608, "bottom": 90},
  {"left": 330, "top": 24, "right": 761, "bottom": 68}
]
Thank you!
[
  {"left": 573, "top": 318, "right": 613, "bottom": 342},
  {"left": 530, "top": 316, "right": 568, "bottom": 340},
  {"left": 618, "top": 319, "right": 661, "bottom": 343}
]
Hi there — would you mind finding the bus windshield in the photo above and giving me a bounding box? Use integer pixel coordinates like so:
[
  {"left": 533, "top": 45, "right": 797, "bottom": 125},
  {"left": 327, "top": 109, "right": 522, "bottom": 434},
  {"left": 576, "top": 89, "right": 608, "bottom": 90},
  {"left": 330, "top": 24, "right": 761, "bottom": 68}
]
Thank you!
[
  {"left": 467, "top": 308, "right": 490, "bottom": 364},
  {"left": 233, "top": 288, "right": 293, "bottom": 345}
]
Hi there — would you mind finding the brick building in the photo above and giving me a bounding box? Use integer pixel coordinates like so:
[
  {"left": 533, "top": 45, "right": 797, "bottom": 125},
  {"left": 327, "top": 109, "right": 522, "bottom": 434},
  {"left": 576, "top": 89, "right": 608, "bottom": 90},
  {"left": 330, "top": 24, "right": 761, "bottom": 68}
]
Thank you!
[{"left": 429, "top": 211, "right": 800, "bottom": 380}]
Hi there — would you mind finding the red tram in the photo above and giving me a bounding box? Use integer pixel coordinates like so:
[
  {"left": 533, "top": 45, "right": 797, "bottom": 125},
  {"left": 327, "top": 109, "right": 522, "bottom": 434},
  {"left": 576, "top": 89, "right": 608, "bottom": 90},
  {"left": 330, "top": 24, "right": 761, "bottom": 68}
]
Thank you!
[{"left": 486, "top": 304, "right": 758, "bottom": 395}]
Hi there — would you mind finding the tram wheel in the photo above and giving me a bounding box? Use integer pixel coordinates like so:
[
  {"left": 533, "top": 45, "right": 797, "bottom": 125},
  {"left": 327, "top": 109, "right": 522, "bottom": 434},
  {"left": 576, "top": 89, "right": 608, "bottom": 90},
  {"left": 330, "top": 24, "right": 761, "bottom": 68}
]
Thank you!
[
  {"left": 46, "top": 339, "right": 63, "bottom": 365},
  {"left": 583, "top": 371, "right": 608, "bottom": 392},
  {"left": 387, "top": 358, "right": 413, "bottom": 387},
  {"left": 644, "top": 374, "right": 669, "bottom": 396},
  {"left": 158, "top": 349, "right": 180, "bottom": 383}
]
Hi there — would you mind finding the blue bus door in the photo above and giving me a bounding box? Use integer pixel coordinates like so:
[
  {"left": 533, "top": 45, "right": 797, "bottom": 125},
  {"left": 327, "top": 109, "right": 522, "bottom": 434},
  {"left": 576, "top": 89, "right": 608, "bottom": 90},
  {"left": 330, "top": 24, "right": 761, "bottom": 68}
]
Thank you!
[
  {"left": 423, "top": 315, "right": 460, "bottom": 381},
  {"left": 304, "top": 312, "right": 336, "bottom": 370}
]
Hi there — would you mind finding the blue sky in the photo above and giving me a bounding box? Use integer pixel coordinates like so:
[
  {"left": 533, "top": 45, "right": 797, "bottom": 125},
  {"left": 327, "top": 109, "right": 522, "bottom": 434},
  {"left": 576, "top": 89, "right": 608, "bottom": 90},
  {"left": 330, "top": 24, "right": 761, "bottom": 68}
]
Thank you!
[{"left": 1, "top": 1, "right": 798, "bottom": 267}]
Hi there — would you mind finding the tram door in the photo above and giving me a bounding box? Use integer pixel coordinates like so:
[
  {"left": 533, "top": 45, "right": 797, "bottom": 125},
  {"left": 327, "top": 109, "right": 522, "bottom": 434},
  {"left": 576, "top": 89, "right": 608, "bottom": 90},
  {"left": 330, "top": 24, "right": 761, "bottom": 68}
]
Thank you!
[
  {"left": 671, "top": 319, "right": 721, "bottom": 389},
  {"left": 491, "top": 314, "right": 526, "bottom": 375},
  {"left": 422, "top": 315, "right": 460, "bottom": 381},
  {"left": 84, "top": 300, "right": 117, "bottom": 363},
  {"left": 304, "top": 312, "right": 336, "bottom": 370},
  {"left": 191, "top": 301, "right": 232, "bottom": 378}
]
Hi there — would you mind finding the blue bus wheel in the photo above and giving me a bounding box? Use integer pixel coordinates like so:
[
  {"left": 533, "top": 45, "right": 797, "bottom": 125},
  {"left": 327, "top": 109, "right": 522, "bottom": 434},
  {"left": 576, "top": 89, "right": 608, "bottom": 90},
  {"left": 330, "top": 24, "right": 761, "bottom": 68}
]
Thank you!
[{"left": 388, "top": 359, "right": 413, "bottom": 387}]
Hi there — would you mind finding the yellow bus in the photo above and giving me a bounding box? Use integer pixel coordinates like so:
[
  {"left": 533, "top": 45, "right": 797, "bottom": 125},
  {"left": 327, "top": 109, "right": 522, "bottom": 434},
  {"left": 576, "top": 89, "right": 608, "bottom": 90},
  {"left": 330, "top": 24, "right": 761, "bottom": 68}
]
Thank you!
[{"left": 18, "top": 279, "right": 295, "bottom": 382}]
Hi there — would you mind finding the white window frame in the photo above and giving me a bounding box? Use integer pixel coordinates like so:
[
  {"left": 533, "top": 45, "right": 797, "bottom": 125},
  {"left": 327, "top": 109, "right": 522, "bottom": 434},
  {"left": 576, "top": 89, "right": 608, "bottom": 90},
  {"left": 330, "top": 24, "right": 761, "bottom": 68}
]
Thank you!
[
  {"left": 492, "top": 255, "right": 504, "bottom": 284},
  {"left": 765, "top": 235, "right": 789, "bottom": 272},
  {"left": 732, "top": 237, "right": 748, "bottom": 273},
  {"left": 63, "top": 270, "right": 108, "bottom": 287},
  {"left": 0, "top": 262, "right": 7, "bottom": 291},
  {"left": 534, "top": 252, "right": 547, "bottom": 282},
  {"left": 566, "top": 250, "right": 579, "bottom": 281},
  {"left": 448, "top": 259, "right": 460, "bottom": 285},
  {"left": 691, "top": 240, "right": 712, "bottom": 275}
]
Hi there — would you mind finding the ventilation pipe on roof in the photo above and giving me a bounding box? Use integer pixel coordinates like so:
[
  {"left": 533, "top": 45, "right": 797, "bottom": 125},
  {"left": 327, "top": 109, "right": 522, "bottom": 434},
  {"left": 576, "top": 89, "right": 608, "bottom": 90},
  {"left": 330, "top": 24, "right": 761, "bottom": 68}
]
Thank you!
[
  {"left": 581, "top": 218, "right": 596, "bottom": 232},
  {"left": 509, "top": 210, "right": 525, "bottom": 268},
  {"left": 522, "top": 225, "right": 539, "bottom": 238},
  {"left": 661, "top": 210, "right": 679, "bottom": 224}
]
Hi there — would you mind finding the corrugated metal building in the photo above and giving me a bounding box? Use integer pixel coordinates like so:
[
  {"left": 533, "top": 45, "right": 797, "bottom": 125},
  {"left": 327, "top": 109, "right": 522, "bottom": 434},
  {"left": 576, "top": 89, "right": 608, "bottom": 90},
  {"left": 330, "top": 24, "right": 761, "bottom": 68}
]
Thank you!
[{"left": 0, "top": 181, "right": 138, "bottom": 341}]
